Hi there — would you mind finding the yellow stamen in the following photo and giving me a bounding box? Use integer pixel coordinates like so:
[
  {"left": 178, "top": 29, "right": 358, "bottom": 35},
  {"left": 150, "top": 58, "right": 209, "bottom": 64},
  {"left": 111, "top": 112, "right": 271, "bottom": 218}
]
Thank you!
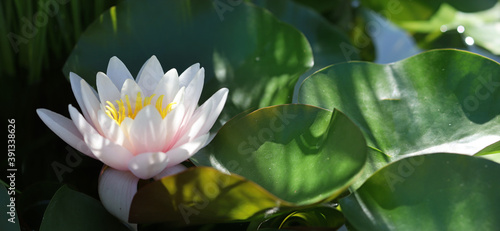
[
  {"left": 155, "top": 95, "right": 164, "bottom": 112},
  {"left": 104, "top": 92, "right": 176, "bottom": 125}
]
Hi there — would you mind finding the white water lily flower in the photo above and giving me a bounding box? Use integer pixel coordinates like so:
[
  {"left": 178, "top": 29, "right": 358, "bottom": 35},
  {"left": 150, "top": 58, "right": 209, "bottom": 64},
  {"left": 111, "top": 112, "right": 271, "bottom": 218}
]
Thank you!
[{"left": 37, "top": 56, "right": 228, "bottom": 223}]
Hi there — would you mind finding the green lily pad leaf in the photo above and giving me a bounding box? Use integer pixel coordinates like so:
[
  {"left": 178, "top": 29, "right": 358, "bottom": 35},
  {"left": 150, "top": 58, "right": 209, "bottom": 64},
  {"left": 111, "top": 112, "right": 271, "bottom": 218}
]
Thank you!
[
  {"left": 339, "top": 153, "right": 500, "bottom": 231},
  {"left": 130, "top": 167, "right": 292, "bottom": 224},
  {"left": 0, "top": 183, "right": 20, "bottom": 231},
  {"left": 63, "top": 0, "right": 313, "bottom": 121},
  {"left": 247, "top": 204, "right": 345, "bottom": 230},
  {"left": 40, "top": 185, "right": 129, "bottom": 231},
  {"left": 192, "top": 104, "right": 367, "bottom": 205},
  {"left": 298, "top": 49, "right": 500, "bottom": 187},
  {"left": 360, "top": 0, "right": 496, "bottom": 22}
]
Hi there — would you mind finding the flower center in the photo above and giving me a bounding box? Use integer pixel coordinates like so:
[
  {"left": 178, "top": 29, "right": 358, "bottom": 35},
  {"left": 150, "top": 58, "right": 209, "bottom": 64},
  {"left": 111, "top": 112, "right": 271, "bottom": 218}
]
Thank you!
[{"left": 105, "top": 92, "right": 176, "bottom": 125}]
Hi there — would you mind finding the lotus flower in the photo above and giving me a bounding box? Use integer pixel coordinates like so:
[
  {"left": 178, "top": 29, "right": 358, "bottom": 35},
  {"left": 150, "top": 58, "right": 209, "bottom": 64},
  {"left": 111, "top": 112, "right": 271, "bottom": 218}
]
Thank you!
[{"left": 37, "top": 56, "right": 228, "bottom": 223}]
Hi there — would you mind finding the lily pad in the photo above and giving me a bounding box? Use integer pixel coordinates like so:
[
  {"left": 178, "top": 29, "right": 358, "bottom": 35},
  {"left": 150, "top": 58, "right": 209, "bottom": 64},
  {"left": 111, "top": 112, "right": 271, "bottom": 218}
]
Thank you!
[
  {"left": 298, "top": 49, "right": 500, "bottom": 186},
  {"left": 63, "top": 0, "right": 313, "bottom": 121},
  {"left": 340, "top": 153, "right": 500, "bottom": 231},
  {"left": 40, "top": 185, "right": 129, "bottom": 231},
  {"left": 193, "top": 104, "right": 367, "bottom": 205}
]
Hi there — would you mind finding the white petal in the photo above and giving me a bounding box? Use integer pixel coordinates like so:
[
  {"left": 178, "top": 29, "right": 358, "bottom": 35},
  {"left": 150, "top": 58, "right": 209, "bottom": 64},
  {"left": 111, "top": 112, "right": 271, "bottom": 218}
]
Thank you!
[
  {"left": 182, "top": 68, "right": 204, "bottom": 123},
  {"left": 192, "top": 88, "right": 228, "bottom": 137},
  {"left": 120, "top": 117, "right": 134, "bottom": 142},
  {"left": 96, "top": 72, "right": 121, "bottom": 105},
  {"left": 129, "top": 105, "right": 166, "bottom": 154},
  {"left": 36, "top": 109, "right": 94, "bottom": 158},
  {"left": 97, "top": 110, "right": 133, "bottom": 152},
  {"left": 121, "top": 79, "right": 144, "bottom": 112},
  {"left": 128, "top": 152, "right": 169, "bottom": 179},
  {"left": 184, "top": 68, "right": 204, "bottom": 105},
  {"left": 176, "top": 98, "right": 213, "bottom": 145},
  {"left": 98, "top": 167, "right": 138, "bottom": 223},
  {"left": 153, "top": 164, "right": 187, "bottom": 181},
  {"left": 69, "top": 105, "right": 133, "bottom": 170},
  {"left": 106, "top": 56, "right": 134, "bottom": 89},
  {"left": 153, "top": 68, "right": 179, "bottom": 104},
  {"left": 172, "top": 86, "right": 185, "bottom": 105},
  {"left": 80, "top": 80, "right": 104, "bottom": 134},
  {"left": 163, "top": 103, "right": 186, "bottom": 151},
  {"left": 179, "top": 63, "right": 200, "bottom": 87},
  {"left": 70, "top": 72, "right": 95, "bottom": 122},
  {"left": 137, "top": 56, "right": 164, "bottom": 95},
  {"left": 165, "top": 133, "right": 209, "bottom": 168}
]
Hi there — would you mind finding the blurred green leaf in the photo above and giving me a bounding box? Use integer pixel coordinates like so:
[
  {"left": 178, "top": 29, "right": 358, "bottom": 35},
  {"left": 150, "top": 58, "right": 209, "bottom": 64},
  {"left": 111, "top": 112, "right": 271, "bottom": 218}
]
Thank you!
[
  {"left": 360, "top": 0, "right": 496, "bottom": 22},
  {"left": 63, "top": 0, "right": 313, "bottom": 121},
  {"left": 253, "top": 0, "right": 357, "bottom": 71},
  {"left": 291, "top": 0, "right": 339, "bottom": 14},
  {"left": 0, "top": 183, "right": 20, "bottom": 231},
  {"left": 253, "top": 0, "right": 359, "bottom": 101},
  {"left": 40, "top": 185, "right": 129, "bottom": 231},
  {"left": 192, "top": 104, "right": 367, "bottom": 205},
  {"left": 357, "top": 8, "right": 421, "bottom": 63},
  {"left": 298, "top": 49, "right": 500, "bottom": 188},
  {"left": 392, "top": 2, "right": 500, "bottom": 55},
  {"left": 340, "top": 153, "right": 500, "bottom": 231}
]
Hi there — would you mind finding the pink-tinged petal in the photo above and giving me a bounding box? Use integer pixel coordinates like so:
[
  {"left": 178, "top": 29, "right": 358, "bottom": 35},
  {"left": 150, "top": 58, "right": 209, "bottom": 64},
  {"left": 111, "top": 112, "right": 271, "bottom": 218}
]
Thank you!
[
  {"left": 36, "top": 108, "right": 94, "bottom": 158},
  {"left": 137, "top": 56, "right": 164, "bottom": 95},
  {"left": 70, "top": 72, "right": 95, "bottom": 123},
  {"left": 96, "top": 72, "right": 121, "bottom": 104},
  {"left": 106, "top": 56, "right": 134, "bottom": 90},
  {"left": 97, "top": 110, "right": 133, "bottom": 152},
  {"left": 192, "top": 88, "right": 229, "bottom": 137},
  {"left": 80, "top": 80, "right": 104, "bottom": 135},
  {"left": 128, "top": 152, "right": 169, "bottom": 179},
  {"left": 120, "top": 117, "right": 134, "bottom": 140},
  {"left": 165, "top": 133, "right": 209, "bottom": 168},
  {"left": 153, "top": 164, "right": 187, "bottom": 181},
  {"left": 163, "top": 103, "right": 186, "bottom": 151},
  {"left": 184, "top": 68, "right": 204, "bottom": 106},
  {"left": 181, "top": 68, "right": 205, "bottom": 124},
  {"left": 129, "top": 105, "right": 166, "bottom": 154},
  {"left": 98, "top": 167, "right": 138, "bottom": 224},
  {"left": 153, "top": 68, "right": 179, "bottom": 104},
  {"left": 172, "top": 86, "right": 185, "bottom": 105},
  {"left": 176, "top": 98, "right": 213, "bottom": 146},
  {"left": 120, "top": 79, "right": 144, "bottom": 111},
  {"left": 69, "top": 105, "right": 133, "bottom": 170},
  {"left": 178, "top": 63, "right": 200, "bottom": 87}
]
